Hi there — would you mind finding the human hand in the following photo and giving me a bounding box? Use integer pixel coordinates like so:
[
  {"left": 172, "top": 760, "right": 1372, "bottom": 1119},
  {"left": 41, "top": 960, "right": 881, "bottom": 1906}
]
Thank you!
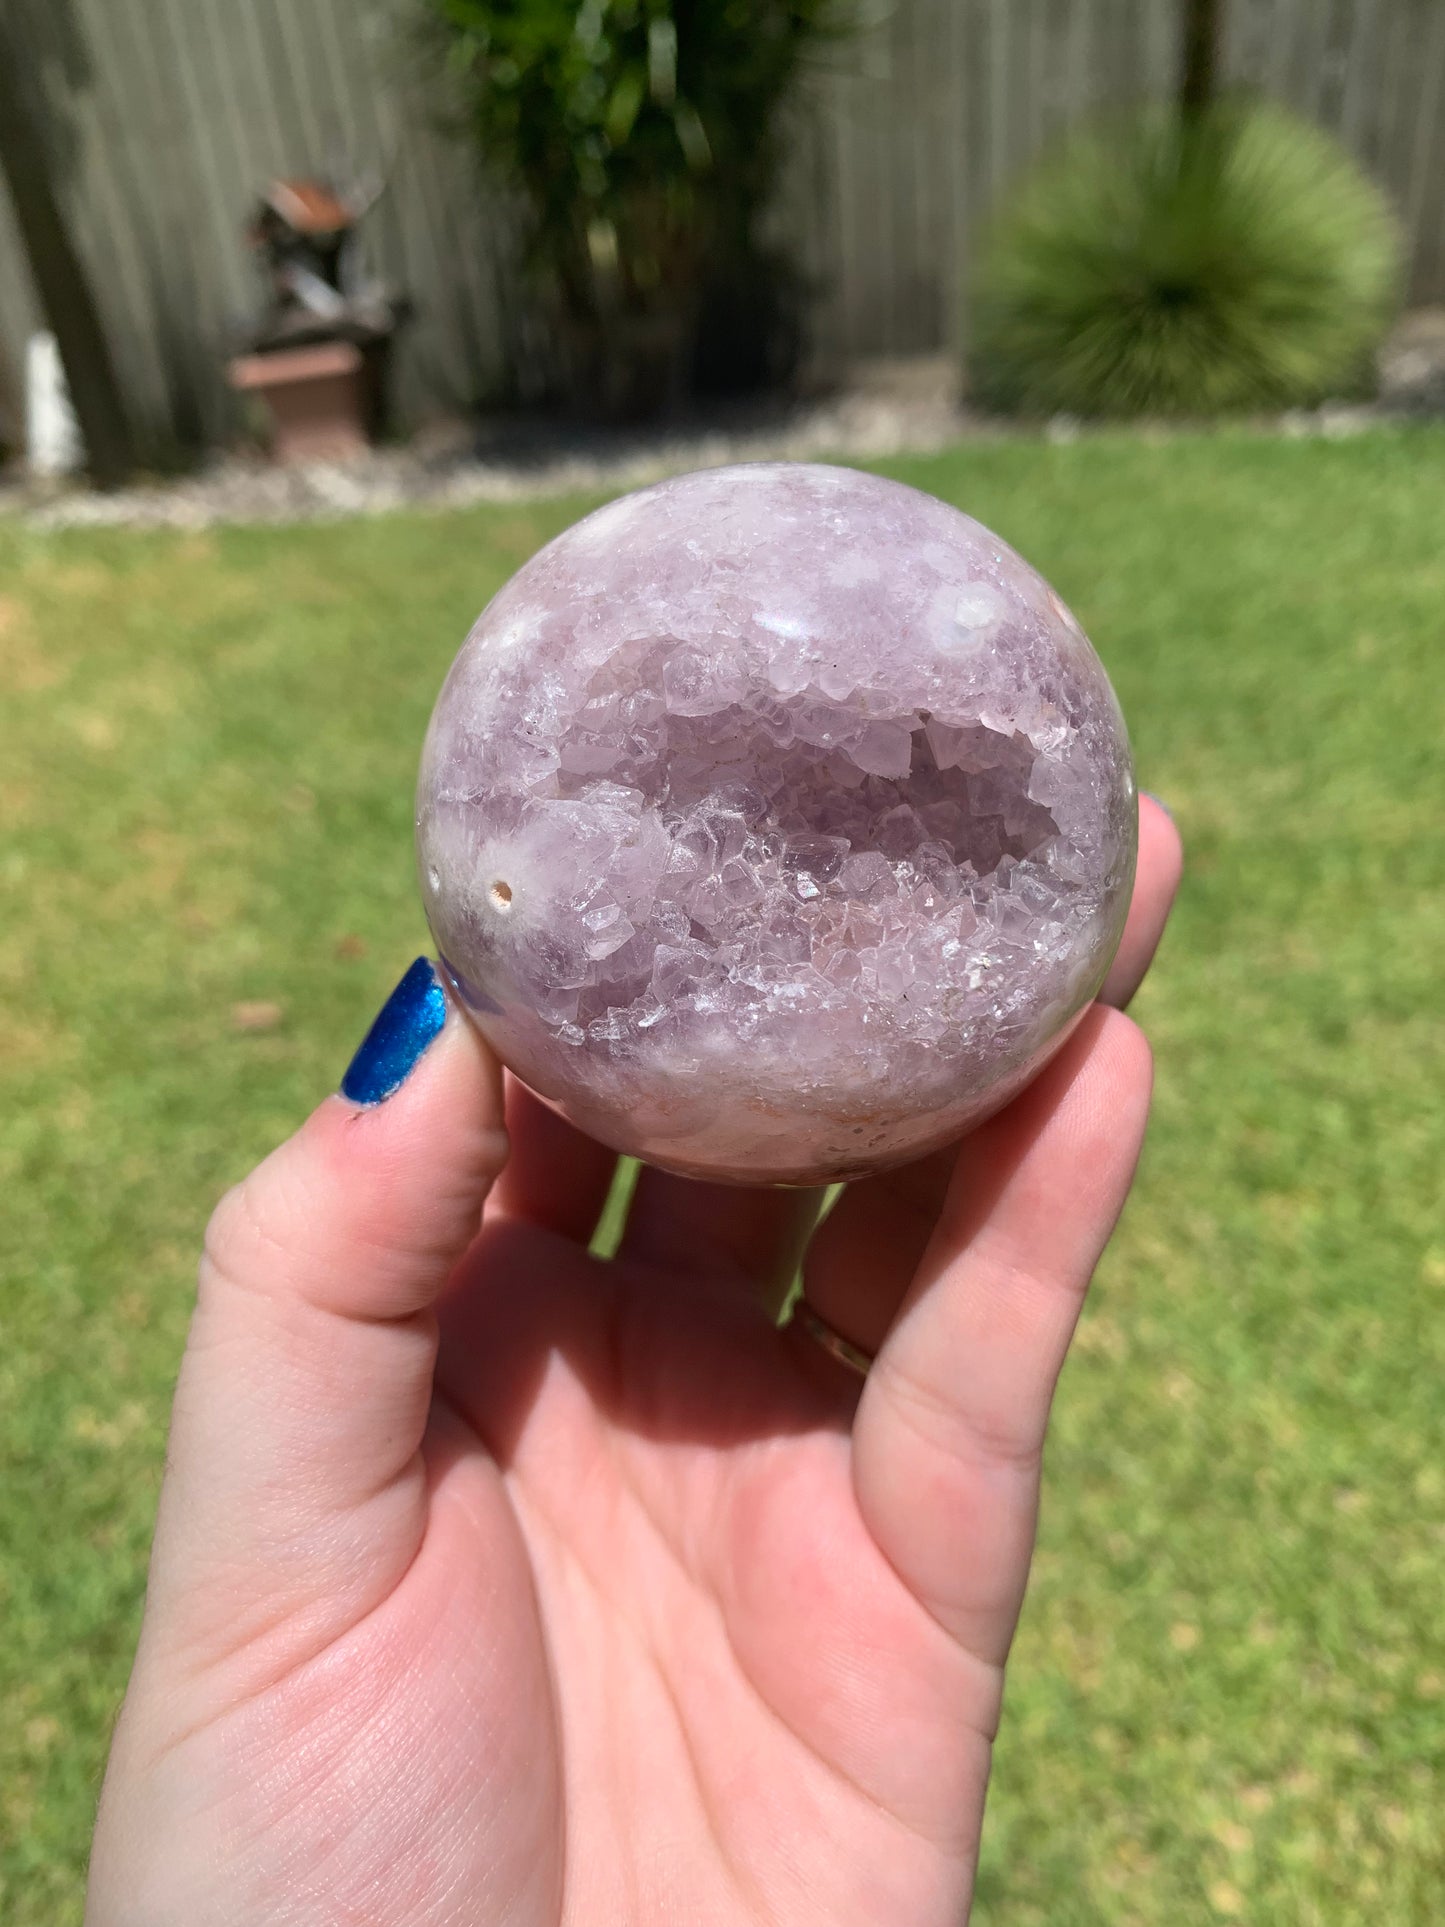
[{"left": 88, "top": 799, "right": 1181, "bottom": 1927}]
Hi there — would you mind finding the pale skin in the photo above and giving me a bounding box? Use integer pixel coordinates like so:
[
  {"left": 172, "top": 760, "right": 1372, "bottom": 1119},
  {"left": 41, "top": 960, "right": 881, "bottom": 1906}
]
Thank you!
[{"left": 87, "top": 800, "right": 1181, "bottom": 1927}]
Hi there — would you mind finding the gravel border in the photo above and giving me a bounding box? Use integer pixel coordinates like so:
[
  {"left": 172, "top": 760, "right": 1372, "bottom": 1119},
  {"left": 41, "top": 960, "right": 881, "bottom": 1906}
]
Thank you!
[{"left": 6, "top": 321, "right": 1443, "bottom": 534}]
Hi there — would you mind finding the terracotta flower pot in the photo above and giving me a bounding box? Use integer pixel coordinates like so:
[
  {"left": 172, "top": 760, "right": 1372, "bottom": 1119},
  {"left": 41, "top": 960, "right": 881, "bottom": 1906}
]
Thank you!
[{"left": 229, "top": 340, "right": 372, "bottom": 463}]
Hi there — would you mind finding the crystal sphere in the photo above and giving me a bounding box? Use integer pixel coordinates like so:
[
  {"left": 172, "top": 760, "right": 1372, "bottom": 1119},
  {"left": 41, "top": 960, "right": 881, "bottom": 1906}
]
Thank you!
[{"left": 417, "top": 464, "right": 1135, "bottom": 1185}]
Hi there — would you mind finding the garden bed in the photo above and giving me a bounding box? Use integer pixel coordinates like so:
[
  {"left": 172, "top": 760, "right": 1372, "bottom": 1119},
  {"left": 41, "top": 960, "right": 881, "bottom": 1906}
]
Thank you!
[{"left": 7, "top": 310, "right": 1445, "bottom": 533}]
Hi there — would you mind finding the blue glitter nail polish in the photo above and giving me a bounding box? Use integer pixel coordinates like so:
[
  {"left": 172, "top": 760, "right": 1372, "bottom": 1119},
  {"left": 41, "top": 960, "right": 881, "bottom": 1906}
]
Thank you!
[{"left": 341, "top": 958, "right": 448, "bottom": 1106}]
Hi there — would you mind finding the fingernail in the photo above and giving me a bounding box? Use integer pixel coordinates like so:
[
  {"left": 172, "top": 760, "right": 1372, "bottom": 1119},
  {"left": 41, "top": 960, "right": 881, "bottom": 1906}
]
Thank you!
[
  {"left": 341, "top": 958, "right": 448, "bottom": 1106},
  {"left": 1142, "top": 790, "right": 1174, "bottom": 821}
]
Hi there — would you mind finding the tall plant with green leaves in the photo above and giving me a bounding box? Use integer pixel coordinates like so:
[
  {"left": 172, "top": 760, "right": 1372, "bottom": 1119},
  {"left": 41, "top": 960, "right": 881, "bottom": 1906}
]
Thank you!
[{"left": 423, "top": 0, "right": 853, "bottom": 412}]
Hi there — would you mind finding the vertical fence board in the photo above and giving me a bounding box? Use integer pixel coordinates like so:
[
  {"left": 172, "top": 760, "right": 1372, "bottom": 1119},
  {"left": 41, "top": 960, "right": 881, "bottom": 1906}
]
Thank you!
[
  {"left": 940, "top": 0, "right": 972, "bottom": 350},
  {"left": 1403, "top": 2, "right": 1445, "bottom": 291}
]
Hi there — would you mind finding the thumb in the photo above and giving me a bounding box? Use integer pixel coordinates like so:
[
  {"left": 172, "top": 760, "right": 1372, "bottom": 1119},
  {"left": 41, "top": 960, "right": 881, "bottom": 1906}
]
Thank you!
[{"left": 141, "top": 957, "right": 507, "bottom": 1674}]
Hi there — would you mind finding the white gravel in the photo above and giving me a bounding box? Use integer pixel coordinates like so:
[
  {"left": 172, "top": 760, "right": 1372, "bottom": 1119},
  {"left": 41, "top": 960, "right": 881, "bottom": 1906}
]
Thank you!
[
  {"left": 6, "top": 358, "right": 982, "bottom": 533},
  {"left": 7, "top": 320, "right": 1444, "bottom": 534}
]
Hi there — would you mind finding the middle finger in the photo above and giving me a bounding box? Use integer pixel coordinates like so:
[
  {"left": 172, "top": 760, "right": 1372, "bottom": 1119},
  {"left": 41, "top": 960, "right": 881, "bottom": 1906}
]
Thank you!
[{"left": 615, "top": 1167, "right": 825, "bottom": 1305}]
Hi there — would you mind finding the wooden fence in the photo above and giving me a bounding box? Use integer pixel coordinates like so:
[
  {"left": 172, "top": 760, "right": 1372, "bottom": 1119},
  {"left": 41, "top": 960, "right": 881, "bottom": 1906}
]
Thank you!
[{"left": 3, "top": 0, "right": 1445, "bottom": 452}]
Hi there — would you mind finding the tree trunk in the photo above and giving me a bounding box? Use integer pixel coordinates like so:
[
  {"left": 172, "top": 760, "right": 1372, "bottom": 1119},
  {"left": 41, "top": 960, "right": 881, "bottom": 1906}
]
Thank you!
[
  {"left": 0, "top": 21, "right": 137, "bottom": 488},
  {"left": 1179, "top": 0, "right": 1225, "bottom": 119}
]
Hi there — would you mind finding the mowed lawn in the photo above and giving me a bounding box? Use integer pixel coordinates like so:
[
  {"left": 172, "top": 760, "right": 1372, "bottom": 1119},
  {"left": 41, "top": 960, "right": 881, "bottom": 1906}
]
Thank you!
[{"left": 3, "top": 429, "right": 1443, "bottom": 1924}]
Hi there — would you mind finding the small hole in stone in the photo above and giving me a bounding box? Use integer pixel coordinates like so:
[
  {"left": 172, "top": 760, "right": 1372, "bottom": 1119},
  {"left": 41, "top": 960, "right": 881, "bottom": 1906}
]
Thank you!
[
  {"left": 427, "top": 866, "right": 440, "bottom": 892},
  {"left": 489, "top": 879, "right": 514, "bottom": 912}
]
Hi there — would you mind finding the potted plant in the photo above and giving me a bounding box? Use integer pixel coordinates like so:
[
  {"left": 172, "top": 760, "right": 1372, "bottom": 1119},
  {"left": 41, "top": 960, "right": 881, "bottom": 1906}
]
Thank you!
[
  {"left": 421, "top": 0, "right": 853, "bottom": 418},
  {"left": 228, "top": 177, "right": 407, "bottom": 463}
]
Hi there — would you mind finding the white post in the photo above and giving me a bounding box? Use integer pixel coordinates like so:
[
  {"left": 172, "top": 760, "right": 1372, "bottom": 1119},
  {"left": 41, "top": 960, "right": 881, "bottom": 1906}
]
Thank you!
[{"left": 26, "top": 331, "right": 84, "bottom": 476}]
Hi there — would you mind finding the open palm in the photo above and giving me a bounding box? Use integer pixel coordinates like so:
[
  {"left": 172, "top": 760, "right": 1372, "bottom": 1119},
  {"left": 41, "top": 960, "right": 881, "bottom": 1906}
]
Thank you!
[{"left": 89, "top": 804, "right": 1179, "bottom": 1927}]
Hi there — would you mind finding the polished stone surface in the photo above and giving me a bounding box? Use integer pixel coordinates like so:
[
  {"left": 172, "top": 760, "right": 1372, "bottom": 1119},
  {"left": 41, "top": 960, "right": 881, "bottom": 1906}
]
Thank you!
[{"left": 417, "top": 463, "right": 1135, "bottom": 1183}]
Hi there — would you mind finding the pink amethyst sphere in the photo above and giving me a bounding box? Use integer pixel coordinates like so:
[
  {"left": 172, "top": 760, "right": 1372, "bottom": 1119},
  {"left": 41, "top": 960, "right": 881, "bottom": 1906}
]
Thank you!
[{"left": 417, "top": 463, "right": 1136, "bottom": 1185}]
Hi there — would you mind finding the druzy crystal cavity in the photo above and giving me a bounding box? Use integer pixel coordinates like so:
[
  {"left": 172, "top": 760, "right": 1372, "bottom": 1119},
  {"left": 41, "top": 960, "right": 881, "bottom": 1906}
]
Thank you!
[{"left": 417, "top": 464, "right": 1136, "bottom": 1184}]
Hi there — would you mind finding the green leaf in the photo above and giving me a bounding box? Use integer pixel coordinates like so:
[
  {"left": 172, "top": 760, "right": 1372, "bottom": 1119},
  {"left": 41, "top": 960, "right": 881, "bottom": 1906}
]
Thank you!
[
  {"left": 605, "top": 66, "right": 646, "bottom": 148},
  {"left": 647, "top": 18, "right": 677, "bottom": 104},
  {"left": 672, "top": 97, "right": 712, "bottom": 171}
]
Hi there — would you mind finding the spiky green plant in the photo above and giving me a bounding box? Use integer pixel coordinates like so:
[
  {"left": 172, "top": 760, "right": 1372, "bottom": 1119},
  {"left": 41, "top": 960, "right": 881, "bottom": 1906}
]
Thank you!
[{"left": 969, "top": 102, "right": 1400, "bottom": 419}]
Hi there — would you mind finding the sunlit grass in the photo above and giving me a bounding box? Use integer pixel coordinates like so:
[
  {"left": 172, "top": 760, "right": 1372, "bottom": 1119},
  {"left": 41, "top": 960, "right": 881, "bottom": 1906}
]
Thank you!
[{"left": 3, "top": 427, "right": 1442, "bottom": 1921}]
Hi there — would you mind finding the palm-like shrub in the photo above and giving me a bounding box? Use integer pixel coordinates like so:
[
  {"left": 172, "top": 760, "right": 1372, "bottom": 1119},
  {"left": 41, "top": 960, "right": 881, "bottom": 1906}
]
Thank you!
[
  {"left": 969, "top": 102, "right": 1400, "bottom": 419},
  {"left": 423, "top": 0, "right": 853, "bottom": 413}
]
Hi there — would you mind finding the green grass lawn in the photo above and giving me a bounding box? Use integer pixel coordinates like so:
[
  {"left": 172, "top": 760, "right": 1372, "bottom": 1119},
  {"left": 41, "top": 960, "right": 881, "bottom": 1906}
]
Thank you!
[{"left": 3, "top": 429, "right": 1443, "bottom": 1922}]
